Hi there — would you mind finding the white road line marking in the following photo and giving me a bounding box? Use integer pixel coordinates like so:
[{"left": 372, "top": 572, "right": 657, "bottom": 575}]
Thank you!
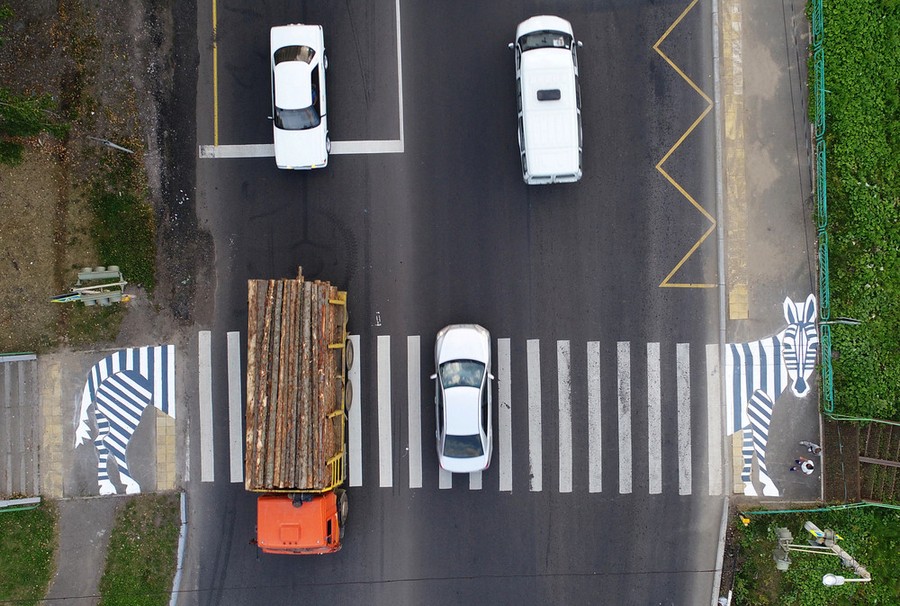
[
  {"left": 377, "top": 336, "right": 393, "bottom": 487},
  {"left": 226, "top": 332, "right": 243, "bottom": 483},
  {"left": 617, "top": 342, "right": 632, "bottom": 494},
  {"left": 647, "top": 342, "right": 662, "bottom": 494},
  {"left": 394, "top": 0, "right": 405, "bottom": 146},
  {"left": 407, "top": 336, "right": 422, "bottom": 489},
  {"left": 677, "top": 343, "right": 692, "bottom": 495},
  {"left": 198, "top": 144, "right": 273, "bottom": 158},
  {"left": 527, "top": 339, "right": 542, "bottom": 492},
  {"left": 198, "top": 331, "right": 214, "bottom": 482},
  {"left": 439, "top": 467, "right": 452, "bottom": 489},
  {"left": 706, "top": 343, "right": 723, "bottom": 496},
  {"left": 557, "top": 341, "right": 573, "bottom": 493},
  {"left": 469, "top": 471, "right": 482, "bottom": 490},
  {"left": 587, "top": 342, "right": 602, "bottom": 493},
  {"left": 348, "top": 335, "right": 363, "bottom": 487},
  {"left": 498, "top": 338, "right": 513, "bottom": 492},
  {"left": 331, "top": 140, "right": 404, "bottom": 154}
]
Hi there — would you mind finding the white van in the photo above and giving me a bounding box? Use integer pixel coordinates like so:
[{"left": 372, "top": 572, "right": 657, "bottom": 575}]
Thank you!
[{"left": 509, "top": 16, "right": 582, "bottom": 185}]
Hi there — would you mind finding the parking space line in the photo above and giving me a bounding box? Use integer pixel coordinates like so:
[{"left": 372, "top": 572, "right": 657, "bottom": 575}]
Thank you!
[
  {"left": 348, "top": 335, "right": 363, "bottom": 487},
  {"left": 204, "top": 0, "right": 404, "bottom": 157},
  {"left": 198, "top": 331, "right": 214, "bottom": 482},
  {"left": 469, "top": 471, "right": 482, "bottom": 490},
  {"left": 557, "top": 341, "right": 572, "bottom": 493},
  {"left": 439, "top": 467, "right": 451, "bottom": 489},
  {"left": 498, "top": 338, "right": 512, "bottom": 492},
  {"left": 587, "top": 342, "right": 602, "bottom": 493},
  {"left": 226, "top": 332, "right": 243, "bottom": 483},
  {"left": 617, "top": 342, "right": 632, "bottom": 494},
  {"left": 647, "top": 342, "right": 662, "bottom": 494},
  {"left": 527, "top": 339, "right": 542, "bottom": 492},
  {"left": 677, "top": 343, "right": 692, "bottom": 495},
  {"left": 407, "top": 336, "right": 422, "bottom": 489},
  {"left": 377, "top": 336, "right": 393, "bottom": 487}
]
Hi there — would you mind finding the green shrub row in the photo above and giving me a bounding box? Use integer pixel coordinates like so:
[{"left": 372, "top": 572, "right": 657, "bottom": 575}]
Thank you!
[{"left": 821, "top": 0, "right": 900, "bottom": 420}]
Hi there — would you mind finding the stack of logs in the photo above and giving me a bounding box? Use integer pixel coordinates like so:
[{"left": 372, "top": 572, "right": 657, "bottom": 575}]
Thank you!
[{"left": 245, "top": 272, "right": 343, "bottom": 491}]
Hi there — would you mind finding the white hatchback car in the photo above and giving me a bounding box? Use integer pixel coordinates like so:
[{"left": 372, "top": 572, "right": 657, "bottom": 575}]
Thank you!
[
  {"left": 431, "top": 325, "right": 493, "bottom": 473},
  {"left": 270, "top": 24, "right": 329, "bottom": 170}
]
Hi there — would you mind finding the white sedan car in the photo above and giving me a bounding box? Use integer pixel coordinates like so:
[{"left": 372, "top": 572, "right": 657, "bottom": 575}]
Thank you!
[
  {"left": 431, "top": 325, "right": 493, "bottom": 473},
  {"left": 270, "top": 24, "right": 329, "bottom": 170}
]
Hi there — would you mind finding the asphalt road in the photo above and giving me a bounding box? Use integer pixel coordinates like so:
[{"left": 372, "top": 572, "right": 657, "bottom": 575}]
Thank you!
[{"left": 183, "top": 1, "right": 724, "bottom": 604}]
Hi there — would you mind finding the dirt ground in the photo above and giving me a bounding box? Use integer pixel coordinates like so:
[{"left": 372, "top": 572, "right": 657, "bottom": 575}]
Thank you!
[{"left": 0, "top": 0, "right": 207, "bottom": 352}]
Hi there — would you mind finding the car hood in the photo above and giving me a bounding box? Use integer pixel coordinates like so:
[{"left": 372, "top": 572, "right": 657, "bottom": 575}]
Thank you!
[{"left": 436, "top": 325, "right": 490, "bottom": 365}]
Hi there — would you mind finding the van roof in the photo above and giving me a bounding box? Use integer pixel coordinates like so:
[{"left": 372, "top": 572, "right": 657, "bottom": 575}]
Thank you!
[{"left": 520, "top": 48, "right": 579, "bottom": 176}]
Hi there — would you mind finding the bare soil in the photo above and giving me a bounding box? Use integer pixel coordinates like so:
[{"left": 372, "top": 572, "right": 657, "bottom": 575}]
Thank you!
[{"left": 0, "top": 0, "right": 206, "bottom": 351}]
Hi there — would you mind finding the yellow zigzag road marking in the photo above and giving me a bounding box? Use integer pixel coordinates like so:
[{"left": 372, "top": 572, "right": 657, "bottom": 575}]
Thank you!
[{"left": 653, "top": 0, "right": 716, "bottom": 288}]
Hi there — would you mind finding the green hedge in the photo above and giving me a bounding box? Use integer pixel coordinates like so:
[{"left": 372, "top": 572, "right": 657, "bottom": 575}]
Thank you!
[
  {"left": 822, "top": 1, "right": 900, "bottom": 419},
  {"left": 0, "top": 502, "right": 56, "bottom": 606}
]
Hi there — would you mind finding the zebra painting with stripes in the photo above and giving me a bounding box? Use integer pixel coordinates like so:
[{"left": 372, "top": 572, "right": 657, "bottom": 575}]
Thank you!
[
  {"left": 726, "top": 294, "right": 818, "bottom": 496},
  {"left": 74, "top": 345, "right": 176, "bottom": 495}
]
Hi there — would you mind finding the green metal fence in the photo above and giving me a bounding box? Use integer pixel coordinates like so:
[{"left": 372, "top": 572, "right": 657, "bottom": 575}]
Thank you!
[{"left": 810, "top": 0, "right": 833, "bottom": 413}]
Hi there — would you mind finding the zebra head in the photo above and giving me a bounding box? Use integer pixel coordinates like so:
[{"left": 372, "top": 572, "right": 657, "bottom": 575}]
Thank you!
[{"left": 781, "top": 294, "right": 819, "bottom": 397}]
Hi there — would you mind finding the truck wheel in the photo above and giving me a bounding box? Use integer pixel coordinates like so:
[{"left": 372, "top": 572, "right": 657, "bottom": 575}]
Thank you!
[
  {"left": 344, "top": 379, "right": 353, "bottom": 412},
  {"left": 337, "top": 490, "right": 348, "bottom": 539},
  {"left": 345, "top": 338, "right": 354, "bottom": 370}
]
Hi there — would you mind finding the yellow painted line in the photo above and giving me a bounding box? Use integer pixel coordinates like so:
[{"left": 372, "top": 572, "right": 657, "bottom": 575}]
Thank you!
[
  {"left": 212, "top": 0, "right": 219, "bottom": 147},
  {"left": 653, "top": 0, "right": 716, "bottom": 288}
]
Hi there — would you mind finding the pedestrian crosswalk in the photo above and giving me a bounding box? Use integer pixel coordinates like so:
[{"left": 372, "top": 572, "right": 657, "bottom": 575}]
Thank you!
[{"left": 198, "top": 331, "right": 725, "bottom": 496}]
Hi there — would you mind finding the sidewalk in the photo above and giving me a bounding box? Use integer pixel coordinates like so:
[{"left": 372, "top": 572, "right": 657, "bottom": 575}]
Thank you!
[{"left": 719, "top": 0, "right": 821, "bottom": 502}]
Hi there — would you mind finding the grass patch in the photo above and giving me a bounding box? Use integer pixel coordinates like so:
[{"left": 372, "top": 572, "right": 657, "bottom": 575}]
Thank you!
[
  {"left": 820, "top": 1, "right": 900, "bottom": 420},
  {"left": 88, "top": 150, "right": 156, "bottom": 291},
  {"left": 98, "top": 493, "right": 180, "bottom": 606},
  {"left": 0, "top": 501, "right": 57, "bottom": 606},
  {"left": 732, "top": 506, "right": 900, "bottom": 605}
]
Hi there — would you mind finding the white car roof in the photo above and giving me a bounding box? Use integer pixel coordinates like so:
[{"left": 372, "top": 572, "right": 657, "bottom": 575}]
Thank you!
[
  {"left": 520, "top": 50, "right": 579, "bottom": 175},
  {"left": 445, "top": 387, "right": 481, "bottom": 435},
  {"left": 274, "top": 61, "right": 313, "bottom": 109}
]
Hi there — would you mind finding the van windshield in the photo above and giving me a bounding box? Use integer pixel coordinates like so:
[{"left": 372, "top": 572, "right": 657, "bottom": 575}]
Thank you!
[{"left": 518, "top": 30, "right": 573, "bottom": 52}]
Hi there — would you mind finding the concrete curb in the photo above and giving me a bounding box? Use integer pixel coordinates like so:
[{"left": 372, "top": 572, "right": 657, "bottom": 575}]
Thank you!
[{"left": 169, "top": 491, "right": 188, "bottom": 606}]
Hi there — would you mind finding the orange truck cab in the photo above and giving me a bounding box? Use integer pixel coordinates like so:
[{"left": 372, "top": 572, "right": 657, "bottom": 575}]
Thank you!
[{"left": 256, "top": 492, "right": 346, "bottom": 555}]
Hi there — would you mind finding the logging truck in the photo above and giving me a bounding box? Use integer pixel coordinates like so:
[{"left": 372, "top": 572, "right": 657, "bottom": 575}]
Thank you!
[{"left": 245, "top": 271, "right": 352, "bottom": 555}]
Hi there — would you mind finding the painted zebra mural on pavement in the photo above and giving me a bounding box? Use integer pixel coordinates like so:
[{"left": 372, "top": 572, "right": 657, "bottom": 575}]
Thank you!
[
  {"left": 726, "top": 294, "right": 818, "bottom": 497},
  {"left": 74, "top": 345, "right": 176, "bottom": 495}
]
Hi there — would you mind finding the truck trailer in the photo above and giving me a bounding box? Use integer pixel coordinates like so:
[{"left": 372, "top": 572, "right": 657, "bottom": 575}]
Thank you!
[{"left": 245, "top": 271, "right": 351, "bottom": 554}]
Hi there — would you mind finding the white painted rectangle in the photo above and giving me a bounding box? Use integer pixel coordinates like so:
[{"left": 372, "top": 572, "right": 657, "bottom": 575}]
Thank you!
[
  {"left": 198, "top": 331, "right": 214, "bottom": 482},
  {"left": 407, "top": 336, "right": 422, "bottom": 489},
  {"left": 647, "top": 342, "right": 662, "bottom": 494},
  {"left": 527, "top": 339, "right": 542, "bottom": 492},
  {"left": 557, "top": 341, "right": 572, "bottom": 493},
  {"left": 498, "top": 338, "right": 513, "bottom": 492},
  {"left": 587, "top": 342, "right": 602, "bottom": 493},
  {"left": 377, "top": 336, "right": 393, "bottom": 487},
  {"left": 226, "top": 332, "right": 243, "bottom": 483},
  {"left": 439, "top": 468, "right": 452, "bottom": 489},
  {"left": 677, "top": 343, "right": 692, "bottom": 495},
  {"left": 469, "top": 471, "right": 482, "bottom": 490},
  {"left": 706, "top": 343, "right": 723, "bottom": 496},
  {"left": 617, "top": 342, "right": 632, "bottom": 494},
  {"left": 348, "top": 335, "right": 363, "bottom": 487}
]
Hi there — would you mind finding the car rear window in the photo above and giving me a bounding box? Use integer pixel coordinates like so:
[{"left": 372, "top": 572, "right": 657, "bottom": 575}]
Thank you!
[{"left": 443, "top": 434, "right": 484, "bottom": 458}]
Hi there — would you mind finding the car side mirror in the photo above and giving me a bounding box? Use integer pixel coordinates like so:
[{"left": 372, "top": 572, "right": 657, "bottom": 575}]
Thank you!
[
  {"left": 489, "top": 373, "right": 495, "bottom": 380},
  {"left": 508, "top": 42, "right": 514, "bottom": 50},
  {"left": 267, "top": 115, "right": 273, "bottom": 120},
  {"left": 430, "top": 373, "right": 437, "bottom": 380},
  {"left": 577, "top": 40, "right": 583, "bottom": 48}
]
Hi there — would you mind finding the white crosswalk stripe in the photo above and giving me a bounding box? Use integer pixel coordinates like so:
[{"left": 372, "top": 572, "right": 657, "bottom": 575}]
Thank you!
[{"left": 198, "top": 332, "right": 724, "bottom": 495}]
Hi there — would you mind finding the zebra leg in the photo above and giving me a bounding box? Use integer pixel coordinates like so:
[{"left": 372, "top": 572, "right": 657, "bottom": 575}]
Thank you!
[
  {"left": 748, "top": 392, "right": 779, "bottom": 496},
  {"left": 102, "top": 435, "right": 142, "bottom": 495},
  {"left": 741, "top": 427, "right": 757, "bottom": 496},
  {"left": 93, "top": 413, "right": 117, "bottom": 495}
]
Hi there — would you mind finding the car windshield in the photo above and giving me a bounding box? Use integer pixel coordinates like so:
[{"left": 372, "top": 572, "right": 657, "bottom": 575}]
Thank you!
[
  {"left": 274, "top": 45, "right": 316, "bottom": 65},
  {"left": 518, "top": 30, "right": 573, "bottom": 52},
  {"left": 275, "top": 106, "right": 321, "bottom": 130},
  {"left": 439, "top": 360, "right": 485, "bottom": 389},
  {"left": 443, "top": 434, "right": 484, "bottom": 458}
]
